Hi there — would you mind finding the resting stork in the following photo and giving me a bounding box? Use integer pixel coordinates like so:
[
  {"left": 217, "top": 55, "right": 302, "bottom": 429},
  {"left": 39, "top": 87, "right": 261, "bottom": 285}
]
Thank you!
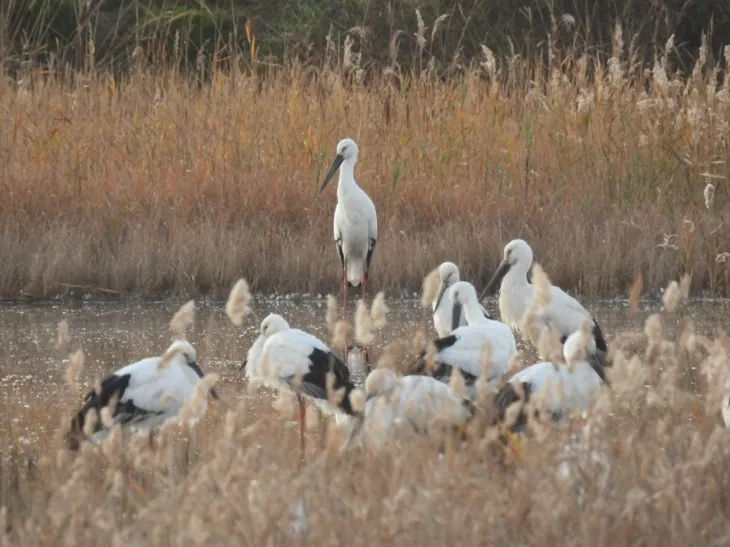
[
  {"left": 432, "top": 261, "right": 491, "bottom": 337},
  {"left": 411, "top": 281, "right": 517, "bottom": 397},
  {"left": 480, "top": 239, "right": 609, "bottom": 371},
  {"left": 65, "top": 340, "right": 218, "bottom": 450},
  {"left": 240, "top": 313, "right": 363, "bottom": 462}
]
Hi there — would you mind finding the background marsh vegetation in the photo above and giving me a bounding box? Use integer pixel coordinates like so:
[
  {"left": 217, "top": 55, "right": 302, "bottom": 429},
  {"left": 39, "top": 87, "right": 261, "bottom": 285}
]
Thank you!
[{"left": 0, "top": 1, "right": 729, "bottom": 301}]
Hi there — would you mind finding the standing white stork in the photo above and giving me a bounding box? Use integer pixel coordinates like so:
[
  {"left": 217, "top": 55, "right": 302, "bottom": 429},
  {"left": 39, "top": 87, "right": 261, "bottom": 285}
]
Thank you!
[
  {"left": 432, "top": 262, "right": 491, "bottom": 337},
  {"left": 348, "top": 368, "right": 477, "bottom": 451},
  {"left": 317, "top": 138, "right": 378, "bottom": 315},
  {"left": 492, "top": 325, "right": 610, "bottom": 434},
  {"left": 411, "top": 281, "right": 517, "bottom": 397},
  {"left": 240, "top": 313, "right": 364, "bottom": 461},
  {"left": 65, "top": 340, "right": 218, "bottom": 450},
  {"left": 479, "top": 239, "right": 609, "bottom": 370}
]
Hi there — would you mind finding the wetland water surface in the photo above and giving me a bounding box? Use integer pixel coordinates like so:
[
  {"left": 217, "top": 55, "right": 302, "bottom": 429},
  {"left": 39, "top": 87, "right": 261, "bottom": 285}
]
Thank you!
[{"left": 1, "top": 297, "right": 727, "bottom": 453}]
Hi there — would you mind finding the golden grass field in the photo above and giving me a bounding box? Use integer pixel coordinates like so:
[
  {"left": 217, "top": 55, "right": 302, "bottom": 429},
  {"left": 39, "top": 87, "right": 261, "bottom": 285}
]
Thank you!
[
  {"left": 1, "top": 34, "right": 728, "bottom": 300},
  {"left": 0, "top": 277, "right": 729, "bottom": 546}
]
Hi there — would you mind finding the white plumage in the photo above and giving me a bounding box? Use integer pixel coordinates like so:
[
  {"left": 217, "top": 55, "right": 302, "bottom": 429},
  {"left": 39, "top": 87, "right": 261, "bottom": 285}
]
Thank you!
[
  {"left": 318, "top": 138, "right": 378, "bottom": 304},
  {"left": 415, "top": 281, "right": 517, "bottom": 396},
  {"left": 66, "top": 340, "right": 215, "bottom": 450},
  {"left": 432, "top": 262, "right": 490, "bottom": 337},
  {"left": 352, "top": 369, "right": 475, "bottom": 450},
  {"left": 480, "top": 239, "right": 609, "bottom": 367},
  {"left": 493, "top": 326, "right": 609, "bottom": 432},
  {"left": 241, "top": 313, "right": 363, "bottom": 460}
]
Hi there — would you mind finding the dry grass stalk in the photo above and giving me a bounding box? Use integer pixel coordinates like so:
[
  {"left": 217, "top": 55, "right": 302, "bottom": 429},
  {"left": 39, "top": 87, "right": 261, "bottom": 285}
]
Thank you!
[
  {"left": 170, "top": 300, "right": 196, "bottom": 336},
  {"left": 56, "top": 320, "right": 70, "bottom": 353},
  {"left": 225, "top": 279, "right": 252, "bottom": 327},
  {"left": 448, "top": 367, "right": 466, "bottom": 398},
  {"left": 325, "top": 295, "right": 339, "bottom": 333},
  {"left": 628, "top": 272, "right": 644, "bottom": 316},
  {"left": 65, "top": 349, "right": 85, "bottom": 393}
]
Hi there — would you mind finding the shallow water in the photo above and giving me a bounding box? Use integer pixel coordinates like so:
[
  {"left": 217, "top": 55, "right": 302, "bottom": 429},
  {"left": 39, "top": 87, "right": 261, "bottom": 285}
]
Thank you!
[{"left": 0, "top": 296, "right": 727, "bottom": 451}]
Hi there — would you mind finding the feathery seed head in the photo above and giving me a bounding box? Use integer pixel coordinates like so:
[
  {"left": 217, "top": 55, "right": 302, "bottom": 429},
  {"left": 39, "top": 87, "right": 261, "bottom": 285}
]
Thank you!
[
  {"left": 349, "top": 388, "right": 366, "bottom": 413},
  {"left": 333, "top": 319, "right": 352, "bottom": 351},
  {"left": 365, "top": 368, "right": 399, "bottom": 397},
  {"left": 100, "top": 402, "right": 116, "bottom": 428},
  {"left": 531, "top": 262, "right": 552, "bottom": 310},
  {"left": 420, "top": 267, "right": 441, "bottom": 308},
  {"left": 371, "top": 291, "right": 390, "bottom": 330},
  {"left": 82, "top": 408, "right": 98, "bottom": 438},
  {"left": 225, "top": 278, "right": 252, "bottom": 327},
  {"left": 170, "top": 300, "right": 196, "bottom": 336},
  {"left": 645, "top": 314, "right": 663, "bottom": 342},
  {"left": 355, "top": 299, "right": 375, "bottom": 346}
]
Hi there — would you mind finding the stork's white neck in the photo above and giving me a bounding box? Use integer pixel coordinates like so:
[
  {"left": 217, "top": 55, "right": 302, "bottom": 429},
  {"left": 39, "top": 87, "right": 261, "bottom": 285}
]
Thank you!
[
  {"left": 337, "top": 159, "right": 359, "bottom": 198},
  {"left": 463, "top": 298, "right": 486, "bottom": 325},
  {"left": 501, "top": 261, "right": 532, "bottom": 290}
]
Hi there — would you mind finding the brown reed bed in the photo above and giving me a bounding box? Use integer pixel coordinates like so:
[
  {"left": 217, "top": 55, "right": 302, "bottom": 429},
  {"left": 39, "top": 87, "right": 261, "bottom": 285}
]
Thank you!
[
  {"left": 0, "top": 277, "right": 729, "bottom": 546},
  {"left": 1, "top": 32, "right": 729, "bottom": 300}
]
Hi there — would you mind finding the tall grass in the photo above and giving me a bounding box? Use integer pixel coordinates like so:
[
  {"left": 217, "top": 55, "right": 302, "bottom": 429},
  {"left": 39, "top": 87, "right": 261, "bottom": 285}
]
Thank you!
[
  {"left": 1, "top": 278, "right": 729, "bottom": 545},
  {"left": 0, "top": 26, "right": 729, "bottom": 299}
]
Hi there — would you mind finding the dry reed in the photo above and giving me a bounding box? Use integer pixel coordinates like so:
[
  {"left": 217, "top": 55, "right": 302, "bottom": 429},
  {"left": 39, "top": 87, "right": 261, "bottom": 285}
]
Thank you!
[
  {"left": 0, "top": 285, "right": 729, "bottom": 546},
  {"left": 1, "top": 33, "right": 728, "bottom": 300}
]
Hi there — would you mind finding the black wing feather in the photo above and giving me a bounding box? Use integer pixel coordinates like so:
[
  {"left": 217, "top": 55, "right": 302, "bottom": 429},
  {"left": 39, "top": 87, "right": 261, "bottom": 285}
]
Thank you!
[
  {"left": 285, "top": 348, "right": 359, "bottom": 415},
  {"left": 66, "top": 373, "right": 132, "bottom": 449},
  {"left": 365, "top": 238, "right": 377, "bottom": 276}
]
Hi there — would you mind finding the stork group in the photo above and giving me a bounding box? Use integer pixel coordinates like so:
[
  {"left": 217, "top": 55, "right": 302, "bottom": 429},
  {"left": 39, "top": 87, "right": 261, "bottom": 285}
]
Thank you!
[{"left": 63, "top": 137, "right": 616, "bottom": 463}]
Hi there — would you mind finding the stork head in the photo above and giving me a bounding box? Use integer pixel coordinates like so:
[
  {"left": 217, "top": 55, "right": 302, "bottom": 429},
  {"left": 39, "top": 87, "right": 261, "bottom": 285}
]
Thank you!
[
  {"left": 318, "top": 138, "right": 359, "bottom": 195},
  {"left": 448, "top": 281, "right": 478, "bottom": 331},
  {"left": 433, "top": 261, "right": 460, "bottom": 312},
  {"left": 260, "top": 313, "right": 290, "bottom": 337},
  {"left": 480, "top": 239, "right": 534, "bottom": 302},
  {"left": 165, "top": 339, "right": 220, "bottom": 400}
]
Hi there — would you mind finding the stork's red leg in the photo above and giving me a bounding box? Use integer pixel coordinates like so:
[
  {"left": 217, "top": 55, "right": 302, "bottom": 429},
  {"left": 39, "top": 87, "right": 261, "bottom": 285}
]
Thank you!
[
  {"left": 341, "top": 262, "right": 349, "bottom": 359},
  {"left": 342, "top": 263, "right": 349, "bottom": 314},
  {"left": 298, "top": 395, "right": 306, "bottom": 465},
  {"left": 360, "top": 272, "right": 368, "bottom": 363}
]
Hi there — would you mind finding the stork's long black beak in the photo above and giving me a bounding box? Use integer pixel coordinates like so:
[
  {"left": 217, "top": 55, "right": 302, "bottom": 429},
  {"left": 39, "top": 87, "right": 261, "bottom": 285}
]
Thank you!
[
  {"left": 433, "top": 281, "right": 448, "bottom": 312},
  {"left": 479, "top": 259, "right": 512, "bottom": 303},
  {"left": 189, "top": 361, "right": 221, "bottom": 400},
  {"left": 189, "top": 361, "right": 206, "bottom": 379},
  {"left": 239, "top": 357, "right": 247, "bottom": 371},
  {"left": 318, "top": 153, "right": 345, "bottom": 195},
  {"left": 588, "top": 354, "right": 611, "bottom": 388},
  {"left": 451, "top": 301, "right": 463, "bottom": 332}
]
